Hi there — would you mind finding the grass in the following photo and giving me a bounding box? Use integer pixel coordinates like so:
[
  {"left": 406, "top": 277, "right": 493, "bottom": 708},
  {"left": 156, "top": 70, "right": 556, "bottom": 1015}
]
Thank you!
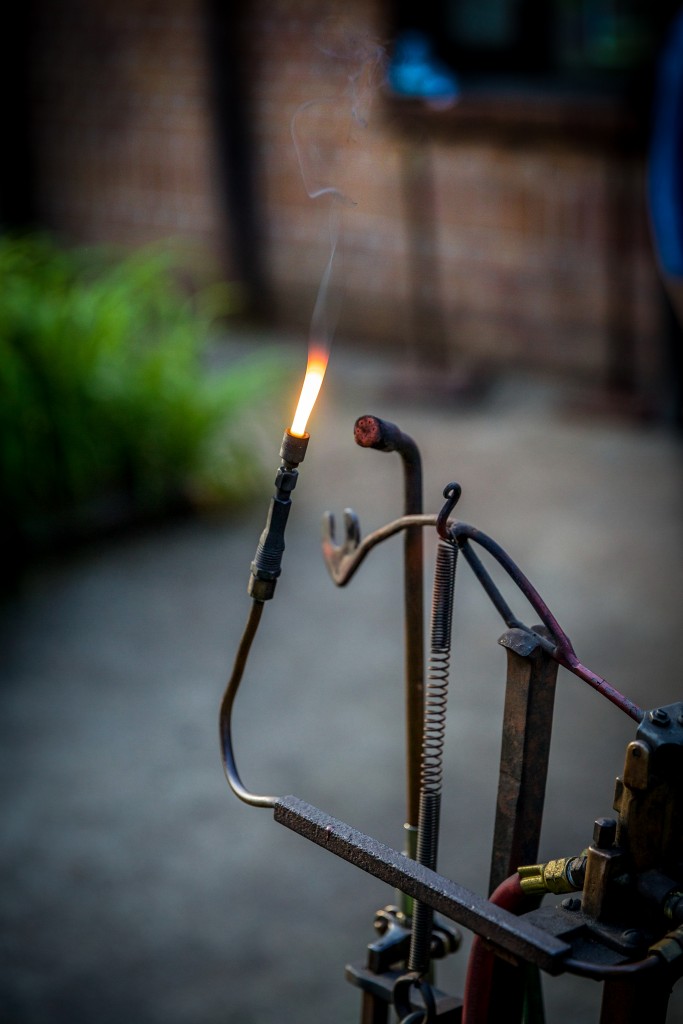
[{"left": 0, "top": 234, "right": 293, "bottom": 563}]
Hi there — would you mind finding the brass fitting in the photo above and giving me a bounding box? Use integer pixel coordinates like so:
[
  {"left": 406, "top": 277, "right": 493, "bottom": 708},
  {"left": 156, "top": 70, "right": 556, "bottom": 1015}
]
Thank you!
[
  {"left": 649, "top": 925, "right": 683, "bottom": 965},
  {"left": 518, "top": 856, "right": 585, "bottom": 896}
]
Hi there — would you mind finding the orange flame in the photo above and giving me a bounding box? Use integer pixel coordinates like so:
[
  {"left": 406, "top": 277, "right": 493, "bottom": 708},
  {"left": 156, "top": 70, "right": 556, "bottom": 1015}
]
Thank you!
[{"left": 290, "top": 344, "right": 329, "bottom": 437}]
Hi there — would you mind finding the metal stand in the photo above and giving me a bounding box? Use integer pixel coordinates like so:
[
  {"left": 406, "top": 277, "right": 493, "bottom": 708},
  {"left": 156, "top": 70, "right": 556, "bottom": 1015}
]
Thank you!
[{"left": 221, "top": 414, "right": 683, "bottom": 1024}]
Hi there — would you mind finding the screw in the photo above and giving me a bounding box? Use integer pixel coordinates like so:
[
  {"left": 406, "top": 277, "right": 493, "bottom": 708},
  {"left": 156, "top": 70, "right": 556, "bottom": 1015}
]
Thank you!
[
  {"left": 561, "top": 897, "right": 581, "bottom": 912},
  {"left": 650, "top": 708, "right": 670, "bottom": 727},
  {"left": 593, "top": 817, "right": 617, "bottom": 849}
]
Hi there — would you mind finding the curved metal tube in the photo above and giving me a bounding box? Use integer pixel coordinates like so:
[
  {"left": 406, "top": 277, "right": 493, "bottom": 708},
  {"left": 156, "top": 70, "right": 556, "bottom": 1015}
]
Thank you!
[
  {"left": 562, "top": 954, "right": 662, "bottom": 979},
  {"left": 356, "top": 418, "right": 426, "bottom": 836},
  {"left": 445, "top": 518, "right": 643, "bottom": 723},
  {"left": 322, "top": 512, "right": 437, "bottom": 586},
  {"left": 463, "top": 872, "right": 527, "bottom": 1024},
  {"left": 219, "top": 600, "right": 279, "bottom": 808},
  {"left": 321, "top": 495, "right": 642, "bottom": 723},
  {"left": 222, "top": 492, "right": 641, "bottom": 806}
]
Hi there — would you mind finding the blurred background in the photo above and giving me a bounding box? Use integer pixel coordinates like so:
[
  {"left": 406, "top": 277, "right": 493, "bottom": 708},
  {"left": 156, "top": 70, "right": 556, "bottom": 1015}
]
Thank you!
[{"left": 2, "top": 2, "right": 683, "bottom": 1022}]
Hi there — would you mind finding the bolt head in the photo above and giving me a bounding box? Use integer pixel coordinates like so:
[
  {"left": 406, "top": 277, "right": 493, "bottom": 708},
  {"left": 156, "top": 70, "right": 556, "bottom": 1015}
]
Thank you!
[
  {"left": 561, "top": 897, "right": 581, "bottom": 912},
  {"left": 650, "top": 707, "right": 670, "bottom": 727},
  {"left": 621, "top": 928, "right": 645, "bottom": 949},
  {"left": 593, "top": 817, "right": 617, "bottom": 849}
]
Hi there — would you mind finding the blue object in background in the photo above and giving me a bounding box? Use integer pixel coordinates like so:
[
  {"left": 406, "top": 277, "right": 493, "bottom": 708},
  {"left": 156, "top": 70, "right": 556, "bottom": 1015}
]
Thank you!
[
  {"left": 649, "top": 11, "right": 683, "bottom": 277},
  {"left": 389, "top": 30, "right": 460, "bottom": 102}
]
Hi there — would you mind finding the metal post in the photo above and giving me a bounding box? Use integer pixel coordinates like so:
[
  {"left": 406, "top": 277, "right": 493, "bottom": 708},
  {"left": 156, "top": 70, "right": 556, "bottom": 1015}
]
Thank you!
[
  {"left": 489, "top": 627, "right": 559, "bottom": 893},
  {"left": 487, "top": 626, "right": 559, "bottom": 1024},
  {"left": 353, "top": 416, "right": 424, "bottom": 837}
]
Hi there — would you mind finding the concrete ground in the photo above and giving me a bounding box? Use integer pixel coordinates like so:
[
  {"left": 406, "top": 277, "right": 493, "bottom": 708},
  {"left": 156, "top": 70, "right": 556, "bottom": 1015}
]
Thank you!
[{"left": 2, "top": 353, "right": 683, "bottom": 1024}]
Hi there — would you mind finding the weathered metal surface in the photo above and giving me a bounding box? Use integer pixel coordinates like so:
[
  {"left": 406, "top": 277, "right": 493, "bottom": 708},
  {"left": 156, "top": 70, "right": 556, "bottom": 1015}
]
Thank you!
[
  {"left": 323, "top": 414, "right": 428, "bottom": 836},
  {"left": 489, "top": 627, "right": 559, "bottom": 894},
  {"left": 274, "top": 796, "right": 572, "bottom": 975},
  {"left": 613, "top": 702, "right": 683, "bottom": 880},
  {"left": 353, "top": 415, "right": 425, "bottom": 833},
  {"left": 582, "top": 842, "right": 625, "bottom": 922}
]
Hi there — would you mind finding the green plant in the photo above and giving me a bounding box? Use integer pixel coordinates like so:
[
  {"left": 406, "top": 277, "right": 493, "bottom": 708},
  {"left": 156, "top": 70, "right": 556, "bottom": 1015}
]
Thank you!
[{"left": 0, "top": 234, "right": 292, "bottom": 554}]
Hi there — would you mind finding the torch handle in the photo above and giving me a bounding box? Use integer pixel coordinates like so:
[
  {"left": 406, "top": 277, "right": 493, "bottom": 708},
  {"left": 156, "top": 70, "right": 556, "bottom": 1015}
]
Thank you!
[
  {"left": 248, "top": 430, "right": 309, "bottom": 602},
  {"left": 249, "top": 465, "right": 299, "bottom": 601}
]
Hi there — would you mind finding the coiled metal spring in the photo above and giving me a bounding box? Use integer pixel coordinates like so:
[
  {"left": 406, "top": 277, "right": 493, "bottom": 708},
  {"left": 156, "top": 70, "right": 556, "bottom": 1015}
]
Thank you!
[
  {"left": 408, "top": 538, "right": 458, "bottom": 977},
  {"left": 421, "top": 539, "right": 458, "bottom": 798}
]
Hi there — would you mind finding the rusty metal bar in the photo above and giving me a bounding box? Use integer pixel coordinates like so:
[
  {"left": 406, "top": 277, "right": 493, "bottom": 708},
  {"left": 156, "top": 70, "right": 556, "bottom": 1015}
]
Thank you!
[
  {"left": 489, "top": 627, "right": 559, "bottom": 894},
  {"left": 486, "top": 627, "right": 559, "bottom": 1024},
  {"left": 274, "top": 795, "right": 572, "bottom": 975}
]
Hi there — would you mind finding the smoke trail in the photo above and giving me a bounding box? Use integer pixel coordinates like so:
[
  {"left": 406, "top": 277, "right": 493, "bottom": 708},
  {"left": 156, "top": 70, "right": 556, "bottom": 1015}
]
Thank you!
[{"left": 290, "top": 25, "right": 386, "bottom": 365}]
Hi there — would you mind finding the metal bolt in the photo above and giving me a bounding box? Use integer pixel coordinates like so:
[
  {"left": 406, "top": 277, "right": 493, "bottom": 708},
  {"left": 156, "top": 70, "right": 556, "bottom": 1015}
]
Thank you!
[
  {"left": 621, "top": 928, "right": 644, "bottom": 949},
  {"left": 561, "top": 897, "right": 582, "bottom": 912},
  {"left": 650, "top": 708, "right": 670, "bottom": 727},
  {"left": 593, "top": 817, "right": 617, "bottom": 849}
]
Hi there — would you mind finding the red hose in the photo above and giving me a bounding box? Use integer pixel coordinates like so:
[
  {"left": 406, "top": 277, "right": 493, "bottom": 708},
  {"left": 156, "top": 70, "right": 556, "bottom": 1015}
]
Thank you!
[{"left": 462, "top": 873, "right": 527, "bottom": 1024}]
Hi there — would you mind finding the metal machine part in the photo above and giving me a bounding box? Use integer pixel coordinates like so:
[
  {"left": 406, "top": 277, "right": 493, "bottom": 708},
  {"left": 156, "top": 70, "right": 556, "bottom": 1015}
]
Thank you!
[
  {"left": 353, "top": 415, "right": 425, "bottom": 845},
  {"left": 248, "top": 429, "right": 309, "bottom": 601},
  {"left": 220, "top": 415, "right": 682, "bottom": 1022}
]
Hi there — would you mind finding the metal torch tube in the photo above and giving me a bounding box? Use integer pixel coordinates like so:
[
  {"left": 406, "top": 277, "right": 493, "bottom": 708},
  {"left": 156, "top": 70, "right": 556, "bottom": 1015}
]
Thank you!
[
  {"left": 248, "top": 430, "right": 309, "bottom": 602},
  {"left": 220, "top": 429, "right": 309, "bottom": 806},
  {"left": 354, "top": 416, "right": 424, "bottom": 834}
]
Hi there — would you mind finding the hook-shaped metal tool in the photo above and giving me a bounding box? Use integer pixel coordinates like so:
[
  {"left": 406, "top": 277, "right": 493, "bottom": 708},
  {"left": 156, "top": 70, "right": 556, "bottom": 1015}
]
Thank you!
[
  {"left": 437, "top": 482, "right": 462, "bottom": 540},
  {"left": 321, "top": 507, "right": 361, "bottom": 583},
  {"left": 322, "top": 509, "right": 438, "bottom": 587}
]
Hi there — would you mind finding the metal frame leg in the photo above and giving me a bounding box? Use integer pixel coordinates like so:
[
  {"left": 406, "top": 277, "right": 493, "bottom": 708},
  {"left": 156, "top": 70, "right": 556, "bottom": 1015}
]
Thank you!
[{"left": 487, "top": 626, "right": 559, "bottom": 1024}]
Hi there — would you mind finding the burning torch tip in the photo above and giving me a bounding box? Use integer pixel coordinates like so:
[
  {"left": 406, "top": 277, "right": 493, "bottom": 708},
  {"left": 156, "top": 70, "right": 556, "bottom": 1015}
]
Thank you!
[
  {"left": 280, "top": 430, "right": 310, "bottom": 467},
  {"left": 354, "top": 415, "right": 383, "bottom": 449}
]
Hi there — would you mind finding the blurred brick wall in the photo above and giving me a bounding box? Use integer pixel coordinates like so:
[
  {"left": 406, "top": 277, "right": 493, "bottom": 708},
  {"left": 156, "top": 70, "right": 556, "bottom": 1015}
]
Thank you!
[
  {"left": 427, "top": 138, "right": 657, "bottom": 379},
  {"left": 243, "top": 2, "right": 410, "bottom": 342},
  {"left": 26, "top": 0, "right": 664, "bottom": 386},
  {"left": 29, "top": 0, "right": 228, "bottom": 265},
  {"left": 241, "top": 1, "right": 663, "bottom": 387}
]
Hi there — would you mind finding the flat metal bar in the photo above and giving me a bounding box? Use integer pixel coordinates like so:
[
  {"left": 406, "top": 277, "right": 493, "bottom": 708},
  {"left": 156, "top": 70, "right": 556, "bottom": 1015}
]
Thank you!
[{"left": 274, "top": 796, "right": 571, "bottom": 976}]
